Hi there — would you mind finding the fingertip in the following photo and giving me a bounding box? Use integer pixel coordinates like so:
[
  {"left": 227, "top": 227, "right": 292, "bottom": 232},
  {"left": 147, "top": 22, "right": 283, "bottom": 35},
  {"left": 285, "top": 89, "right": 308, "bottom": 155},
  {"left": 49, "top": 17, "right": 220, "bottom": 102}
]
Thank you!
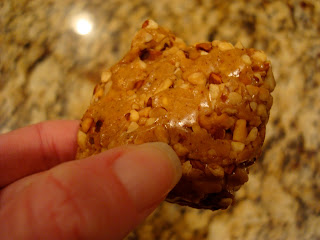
[
  {"left": 113, "top": 142, "right": 182, "bottom": 212},
  {"left": 136, "top": 142, "right": 182, "bottom": 189}
]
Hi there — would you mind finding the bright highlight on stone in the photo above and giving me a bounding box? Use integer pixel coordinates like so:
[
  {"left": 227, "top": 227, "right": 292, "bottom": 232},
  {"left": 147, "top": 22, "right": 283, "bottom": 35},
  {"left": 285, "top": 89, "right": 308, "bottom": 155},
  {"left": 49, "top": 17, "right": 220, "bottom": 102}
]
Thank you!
[{"left": 75, "top": 18, "right": 93, "bottom": 35}]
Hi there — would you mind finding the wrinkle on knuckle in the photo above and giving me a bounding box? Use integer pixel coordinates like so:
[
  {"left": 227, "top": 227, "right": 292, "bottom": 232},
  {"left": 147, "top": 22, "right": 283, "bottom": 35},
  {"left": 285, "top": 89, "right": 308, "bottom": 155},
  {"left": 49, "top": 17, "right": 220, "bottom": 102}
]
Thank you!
[
  {"left": 34, "top": 122, "right": 62, "bottom": 168},
  {"left": 43, "top": 174, "right": 85, "bottom": 239},
  {"left": 34, "top": 123, "right": 47, "bottom": 164}
]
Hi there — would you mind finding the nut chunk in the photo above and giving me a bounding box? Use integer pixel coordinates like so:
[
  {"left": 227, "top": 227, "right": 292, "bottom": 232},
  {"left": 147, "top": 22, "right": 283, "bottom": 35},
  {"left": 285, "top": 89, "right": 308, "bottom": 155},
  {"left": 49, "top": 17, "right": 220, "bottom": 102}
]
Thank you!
[{"left": 76, "top": 20, "right": 276, "bottom": 211}]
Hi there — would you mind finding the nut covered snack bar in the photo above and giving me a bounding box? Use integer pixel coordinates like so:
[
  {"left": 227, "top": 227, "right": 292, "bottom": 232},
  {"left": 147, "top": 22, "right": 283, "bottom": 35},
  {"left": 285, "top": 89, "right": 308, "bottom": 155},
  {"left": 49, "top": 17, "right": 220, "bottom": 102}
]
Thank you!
[{"left": 76, "top": 20, "right": 276, "bottom": 210}]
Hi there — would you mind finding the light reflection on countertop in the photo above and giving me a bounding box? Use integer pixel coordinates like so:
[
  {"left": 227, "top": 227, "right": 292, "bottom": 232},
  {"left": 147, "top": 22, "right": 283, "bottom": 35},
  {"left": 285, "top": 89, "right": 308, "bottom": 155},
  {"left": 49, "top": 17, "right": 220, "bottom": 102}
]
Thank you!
[{"left": 73, "top": 16, "right": 93, "bottom": 35}]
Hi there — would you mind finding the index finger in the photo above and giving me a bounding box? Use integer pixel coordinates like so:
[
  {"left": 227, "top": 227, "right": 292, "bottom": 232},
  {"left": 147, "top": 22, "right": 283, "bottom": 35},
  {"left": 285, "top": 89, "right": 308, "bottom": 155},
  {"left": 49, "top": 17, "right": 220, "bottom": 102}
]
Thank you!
[{"left": 0, "top": 120, "right": 79, "bottom": 187}]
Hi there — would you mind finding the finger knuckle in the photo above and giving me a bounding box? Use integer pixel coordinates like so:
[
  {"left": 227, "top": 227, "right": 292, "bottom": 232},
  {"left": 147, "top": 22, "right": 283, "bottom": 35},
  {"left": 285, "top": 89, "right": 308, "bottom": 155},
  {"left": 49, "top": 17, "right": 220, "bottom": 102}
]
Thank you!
[{"left": 42, "top": 174, "right": 85, "bottom": 239}]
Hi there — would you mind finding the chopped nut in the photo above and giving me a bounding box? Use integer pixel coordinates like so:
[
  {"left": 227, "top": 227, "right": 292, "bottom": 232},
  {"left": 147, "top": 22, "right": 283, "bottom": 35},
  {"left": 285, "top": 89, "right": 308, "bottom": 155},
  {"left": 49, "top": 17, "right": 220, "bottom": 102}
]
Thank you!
[
  {"left": 219, "top": 198, "right": 233, "bottom": 207},
  {"left": 246, "top": 85, "right": 259, "bottom": 96},
  {"left": 88, "top": 136, "right": 94, "bottom": 145},
  {"left": 132, "top": 103, "right": 140, "bottom": 110},
  {"left": 228, "top": 92, "right": 242, "bottom": 105},
  {"left": 213, "top": 128, "right": 226, "bottom": 139},
  {"left": 138, "top": 99, "right": 145, "bottom": 107},
  {"left": 95, "top": 120, "right": 103, "bottom": 132},
  {"left": 129, "top": 110, "right": 140, "bottom": 122},
  {"left": 104, "top": 81, "right": 112, "bottom": 96},
  {"left": 200, "top": 106, "right": 213, "bottom": 116},
  {"left": 211, "top": 40, "right": 221, "bottom": 47},
  {"left": 101, "top": 71, "right": 112, "bottom": 82},
  {"left": 173, "top": 143, "right": 189, "bottom": 156},
  {"left": 223, "top": 162, "right": 235, "bottom": 172},
  {"left": 142, "top": 20, "right": 149, "bottom": 28},
  {"left": 259, "top": 87, "right": 270, "bottom": 101},
  {"left": 219, "top": 83, "right": 228, "bottom": 94},
  {"left": 188, "top": 72, "right": 206, "bottom": 85},
  {"left": 187, "top": 48, "right": 200, "bottom": 59},
  {"left": 182, "top": 161, "right": 193, "bottom": 175},
  {"left": 231, "top": 141, "right": 245, "bottom": 152},
  {"left": 161, "top": 96, "right": 169, "bottom": 106},
  {"left": 144, "top": 19, "right": 158, "bottom": 29},
  {"left": 127, "top": 122, "right": 139, "bottom": 133},
  {"left": 139, "top": 49, "right": 150, "bottom": 60},
  {"left": 208, "top": 165, "right": 224, "bottom": 178},
  {"left": 81, "top": 117, "right": 93, "bottom": 133},
  {"left": 191, "top": 160, "right": 205, "bottom": 170},
  {"left": 222, "top": 108, "right": 238, "bottom": 114},
  {"left": 196, "top": 42, "right": 212, "bottom": 52},
  {"left": 77, "top": 131, "right": 87, "bottom": 149},
  {"left": 183, "top": 50, "right": 190, "bottom": 59},
  {"left": 93, "top": 87, "right": 104, "bottom": 101},
  {"left": 138, "top": 117, "right": 147, "bottom": 125},
  {"left": 257, "top": 104, "right": 268, "bottom": 117},
  {"left": 200, "top": 51, "right": 209, "bottom": 55},
  {"left": 154, "top": 125, "right": 169, "bottom": 143},
  {"left": 231, "top": 168, "right": 249, "bottom": 185},
  {"left": 246, "top": 127, "right": 258, "bottom": 143},
  {"left": 253, "top": 72, "right": 262, "bottom": 83},
  {"left": 124, "top": 113, "right": 131, "bottom": 120},
  {"left": 138, "top": 60, "right": 147, "bottom": 69},
  {"left": 148, "top": 49, "right": 163, "bottom": 60},
  {"left": 140, "top": 93, "right": 147, "bottom": 102},
  {"left": 199, "top": 113, "right": 235, "bottom": 131},
  {"left": 158, "top": 40, "right": 171, "bottom": 51},
  {"left": 217, "top": 42, "right": 234, "bottom": 51},
  {"left": 175, "top": 37, "right": 185, "bottom": 46},
  {"left": 209, "top": 73, "right": 222, "bottom": 84},
  {"left": 155, "top": 79, "right": 173, "bottom": 94},
  {"left": 192, "top": 124, "right": 202, "bottom": 133},
  {"left": 127, "top": 94, "right": 137, "bottom": 100},
  {"left": 264, "top": 67, "right": 276, "bottom": 91},
  {"left": 180, "top": 83, "right": 190, "bottom": 89},
  {"left": 149, "top": 107, "right": 167, "bottom": 118},
  {"left": 146, "top": 97, "right": 152, "bottom": 107},
  {"left": 174, "top": 67, "right": 181, "bottom": 75},
  {"left": 199, "top": 115, "right": 211, "bottom": 130},
  {"left": 209, "top": 84, "right": 220, "bottom": 99},
  {"left": 249, "top": 102, "right": 257, "bottom": 111},
  {"left": 127, "top": 90, "right": 135, "bottom": 96},
  {"left": 138, "top": 107, "right": 151, "bottom": 117},
  {"left": 208, "top": 148, "right": 217, "bottom": 156},
  {"left": 235, "top": 41, "right": 244, "bottom": 49},
  {"left": 241, "top": 54, "right": 252, "bottom": 65},
  {"left": 144, "top": 33, "right": 153, "bottom": 42},
  {"left": 145, "top": 117, "right": 156, "bottom": 126},
  {"left": 227, "top": 167, "right": 248, "bottom": 186},
  {"left": 134, "top": 80, "right": 144, "bottom": 89},
  {"left": 252, "top": 51, "right": 267, "bottom": 62},
  {"left": 233, "top": 119, "right": 247, "bottom": 142}
]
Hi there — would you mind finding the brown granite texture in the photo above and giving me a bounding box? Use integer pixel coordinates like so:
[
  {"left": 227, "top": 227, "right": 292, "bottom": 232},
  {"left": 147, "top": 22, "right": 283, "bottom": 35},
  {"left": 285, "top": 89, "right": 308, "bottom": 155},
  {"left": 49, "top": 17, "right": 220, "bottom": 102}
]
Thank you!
[{"left": 1, "top": 0, "right": 320, "bottom": 239}]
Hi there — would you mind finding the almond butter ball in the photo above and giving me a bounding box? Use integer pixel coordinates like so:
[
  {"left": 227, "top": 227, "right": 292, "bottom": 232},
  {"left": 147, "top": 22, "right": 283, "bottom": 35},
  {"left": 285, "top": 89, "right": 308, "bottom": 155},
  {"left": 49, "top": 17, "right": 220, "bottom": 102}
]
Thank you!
[{"left": 76, "top": 20, "right": 275, "bottom": 210}]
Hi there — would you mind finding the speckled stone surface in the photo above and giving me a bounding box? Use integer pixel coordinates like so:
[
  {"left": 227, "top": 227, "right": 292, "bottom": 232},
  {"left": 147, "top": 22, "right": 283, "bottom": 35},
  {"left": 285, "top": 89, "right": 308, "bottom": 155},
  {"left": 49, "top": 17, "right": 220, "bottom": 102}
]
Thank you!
[{"left": 1, "top": 0, "right": 319, "bottom": 239}]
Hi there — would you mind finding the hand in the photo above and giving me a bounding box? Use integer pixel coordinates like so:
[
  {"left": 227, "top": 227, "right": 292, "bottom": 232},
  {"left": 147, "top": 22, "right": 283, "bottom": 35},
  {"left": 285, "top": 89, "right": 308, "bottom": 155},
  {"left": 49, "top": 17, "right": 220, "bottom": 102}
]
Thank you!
[{"left": 0, "top": 120, "right": 181, "bottom": 240}]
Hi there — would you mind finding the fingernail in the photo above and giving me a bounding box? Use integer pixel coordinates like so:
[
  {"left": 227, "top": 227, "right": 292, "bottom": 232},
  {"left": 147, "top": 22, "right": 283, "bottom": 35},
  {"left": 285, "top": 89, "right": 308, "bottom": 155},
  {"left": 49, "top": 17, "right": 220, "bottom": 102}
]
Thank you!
[{"left": 112, "top": 142, "right": 182, "bottom": 212}]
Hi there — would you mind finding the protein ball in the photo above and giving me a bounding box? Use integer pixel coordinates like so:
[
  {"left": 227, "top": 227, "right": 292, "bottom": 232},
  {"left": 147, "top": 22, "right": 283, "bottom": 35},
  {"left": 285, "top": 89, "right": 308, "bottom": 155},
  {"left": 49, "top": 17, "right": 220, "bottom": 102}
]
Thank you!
[{"left": 76, "top": 20, "right": 276, "bottom": 210}]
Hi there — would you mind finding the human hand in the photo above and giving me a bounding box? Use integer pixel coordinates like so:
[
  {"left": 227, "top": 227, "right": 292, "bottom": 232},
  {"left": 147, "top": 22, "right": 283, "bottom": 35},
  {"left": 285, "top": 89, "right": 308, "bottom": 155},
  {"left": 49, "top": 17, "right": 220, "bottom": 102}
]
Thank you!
[{"left": 0, "top": 120, "right": 181, "bottom": 240}]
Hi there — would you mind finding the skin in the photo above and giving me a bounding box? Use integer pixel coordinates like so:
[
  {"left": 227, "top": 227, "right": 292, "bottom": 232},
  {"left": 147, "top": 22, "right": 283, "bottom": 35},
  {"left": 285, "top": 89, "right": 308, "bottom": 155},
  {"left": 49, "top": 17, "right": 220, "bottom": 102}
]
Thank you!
[{"left": 0, "top": 120, "right": 181, "bottom": 240}]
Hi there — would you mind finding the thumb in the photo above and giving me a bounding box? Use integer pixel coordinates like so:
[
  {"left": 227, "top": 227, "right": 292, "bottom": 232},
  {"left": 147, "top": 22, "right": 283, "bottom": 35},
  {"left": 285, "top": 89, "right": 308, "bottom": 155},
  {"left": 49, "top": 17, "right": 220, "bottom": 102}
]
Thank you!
[{"left": 0, "top": 142, "right": 182, "bottom": 240}]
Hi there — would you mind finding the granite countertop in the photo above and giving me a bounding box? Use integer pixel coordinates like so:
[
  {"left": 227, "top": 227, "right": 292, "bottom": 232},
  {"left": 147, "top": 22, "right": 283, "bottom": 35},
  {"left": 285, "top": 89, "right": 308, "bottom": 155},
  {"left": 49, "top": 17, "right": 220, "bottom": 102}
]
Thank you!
[{"left": 1, "top": 0, "right": 319, "bottom": 239}]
